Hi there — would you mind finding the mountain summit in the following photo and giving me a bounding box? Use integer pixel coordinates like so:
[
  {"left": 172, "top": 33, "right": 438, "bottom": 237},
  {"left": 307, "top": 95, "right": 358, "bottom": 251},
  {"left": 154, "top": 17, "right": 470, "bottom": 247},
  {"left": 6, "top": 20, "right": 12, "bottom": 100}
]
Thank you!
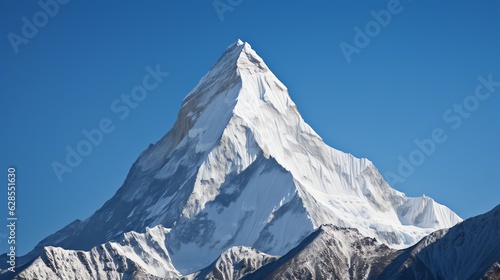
[{"left": 3, "top": 41, "right": 462, "bottom": 277}]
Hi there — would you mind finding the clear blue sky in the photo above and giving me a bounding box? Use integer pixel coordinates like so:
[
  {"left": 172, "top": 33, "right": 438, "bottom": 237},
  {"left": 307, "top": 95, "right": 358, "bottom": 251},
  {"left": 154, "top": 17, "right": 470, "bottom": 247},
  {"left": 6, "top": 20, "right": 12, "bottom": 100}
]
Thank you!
[{"left": 1, "top": 1, "right": 499, "bottom": 256}]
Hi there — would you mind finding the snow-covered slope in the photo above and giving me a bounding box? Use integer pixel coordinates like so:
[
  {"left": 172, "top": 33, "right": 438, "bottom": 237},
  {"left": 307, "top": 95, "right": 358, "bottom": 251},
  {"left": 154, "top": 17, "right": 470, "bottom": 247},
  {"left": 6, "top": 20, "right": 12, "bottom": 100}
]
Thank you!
[
  {"left": 397, "top": 195, "right": 461, "bottom": 229},
  {"left": 9, "top": 226, "right": 180, "bottom": 280},
  {"left": 3, "top": 40, "right": 462, "bottom": 277}
]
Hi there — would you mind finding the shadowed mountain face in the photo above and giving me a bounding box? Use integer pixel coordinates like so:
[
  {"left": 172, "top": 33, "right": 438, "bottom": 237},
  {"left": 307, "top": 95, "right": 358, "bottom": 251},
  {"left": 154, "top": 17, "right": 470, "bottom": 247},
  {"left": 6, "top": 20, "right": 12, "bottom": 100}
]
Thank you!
[
  {"left": 2, "top": 41, "right": 465, "bottom": 279},
  {"left": 241, "top": 225, "right": 397, "bottom": 280}
]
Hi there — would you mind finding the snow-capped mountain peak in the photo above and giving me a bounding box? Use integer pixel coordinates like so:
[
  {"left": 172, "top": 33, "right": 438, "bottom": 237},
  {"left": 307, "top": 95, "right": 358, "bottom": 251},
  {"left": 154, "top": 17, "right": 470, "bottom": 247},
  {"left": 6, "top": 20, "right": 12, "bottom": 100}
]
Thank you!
[
  {"left": 2, "top": 40, "right": 463, "bottom": 277},
  {"left": 129, "top": 40, "right": 461, "bottom": 272}
]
